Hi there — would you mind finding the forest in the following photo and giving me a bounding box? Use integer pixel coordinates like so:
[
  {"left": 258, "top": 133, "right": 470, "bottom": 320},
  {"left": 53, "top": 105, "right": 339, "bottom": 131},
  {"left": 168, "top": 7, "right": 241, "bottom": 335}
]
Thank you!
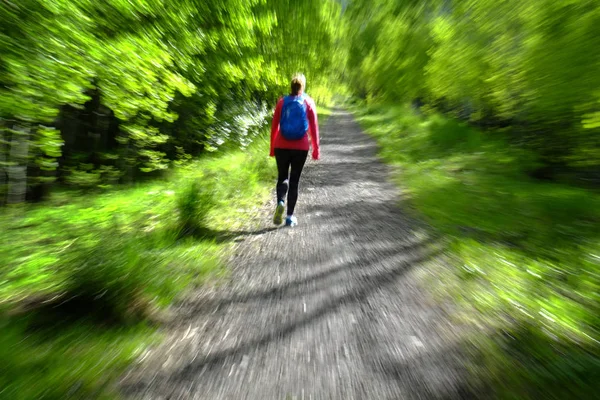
[
  {"left": 0, "top": 0, "right": 343, "bottom": 202},
  {"left": 1, "top": 0, "right": 599, "bottom": 398}
]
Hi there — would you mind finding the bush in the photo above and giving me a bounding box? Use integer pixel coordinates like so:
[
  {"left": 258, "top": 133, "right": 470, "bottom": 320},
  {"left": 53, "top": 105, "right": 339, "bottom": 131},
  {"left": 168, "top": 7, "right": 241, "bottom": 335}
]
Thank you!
[
  {"left": 176, "top": 179, "right": 215, "bottom": 236},
  {"left": 60, "top": 231, "right": 165, "bottom": 323}
]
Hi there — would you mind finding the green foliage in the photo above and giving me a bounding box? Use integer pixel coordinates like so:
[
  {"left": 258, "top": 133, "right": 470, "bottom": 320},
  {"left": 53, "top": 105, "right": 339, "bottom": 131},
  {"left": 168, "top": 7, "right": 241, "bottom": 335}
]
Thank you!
[
  {"left": 0, "top": 315, "right": 157, "bottom": 400},
  {"left": 0, "top": 0, "right": 344, "bottom": 199},
  {"left": 0, "top": 128, "right": 274, "bottom": 398},
  {"left": 0, "top": 133, "right": 275, "bottom": 306},
  {"left": 356, "top": 103, "right": 600, "bottom": 399},
  {"left": 344, "top": 0, "right": 600, "bottom": 168},
  {"left": 62, "top": 231, "right": 167, "bottom": 322},
  {"left": 176, "top": 179, "right": 215, "bottom": 236}
]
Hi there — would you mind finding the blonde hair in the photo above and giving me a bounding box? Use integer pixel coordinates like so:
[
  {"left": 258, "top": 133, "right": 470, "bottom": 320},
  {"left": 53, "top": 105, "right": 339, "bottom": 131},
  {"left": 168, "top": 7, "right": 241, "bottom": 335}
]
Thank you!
[{"left": 290, "top": 73, "right": 306, "bottom": 96}]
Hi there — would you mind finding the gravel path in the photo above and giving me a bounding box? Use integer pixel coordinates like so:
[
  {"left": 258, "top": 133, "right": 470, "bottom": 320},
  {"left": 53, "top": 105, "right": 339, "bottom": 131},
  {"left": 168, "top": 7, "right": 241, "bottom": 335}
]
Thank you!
[{"left": 121, "top": 109, "right": 474, "bottom": 400}]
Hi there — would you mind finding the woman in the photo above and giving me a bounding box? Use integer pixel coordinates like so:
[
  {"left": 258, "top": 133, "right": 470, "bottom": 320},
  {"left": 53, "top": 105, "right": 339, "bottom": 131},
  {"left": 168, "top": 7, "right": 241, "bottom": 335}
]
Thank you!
[{"left": 270, "top": 73, "right": 320, "bottom": 227}]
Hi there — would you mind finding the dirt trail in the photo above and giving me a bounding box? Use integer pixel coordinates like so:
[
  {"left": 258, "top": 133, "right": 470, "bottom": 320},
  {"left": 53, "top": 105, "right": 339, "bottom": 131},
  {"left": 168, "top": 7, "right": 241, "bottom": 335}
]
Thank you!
[{"left": 121, "top": 109, "right": 474, "bottom": 400}]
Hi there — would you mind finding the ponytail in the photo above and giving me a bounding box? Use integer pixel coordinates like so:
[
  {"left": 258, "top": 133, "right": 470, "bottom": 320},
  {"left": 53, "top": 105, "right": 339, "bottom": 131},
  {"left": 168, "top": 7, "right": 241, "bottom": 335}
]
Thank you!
[{"left": 290, "top": 73, "right": 306, "bottom": 96}]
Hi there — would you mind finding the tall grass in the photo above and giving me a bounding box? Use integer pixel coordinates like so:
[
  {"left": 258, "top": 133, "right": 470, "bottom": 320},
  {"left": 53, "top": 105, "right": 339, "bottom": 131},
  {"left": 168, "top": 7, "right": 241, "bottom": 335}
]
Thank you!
[
  {"left": 176, "top": 180, "right": 215, "bottom": 236},
  {"left": 355, "top": 102, "right": 600, "bottom": 399},
  {"left": 0, "top": 132, "right": 274, "bottom": 399}
]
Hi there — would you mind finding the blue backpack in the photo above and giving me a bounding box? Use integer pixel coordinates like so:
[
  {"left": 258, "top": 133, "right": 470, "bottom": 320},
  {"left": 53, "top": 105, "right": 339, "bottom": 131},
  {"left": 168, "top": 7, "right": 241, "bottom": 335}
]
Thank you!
[{"left": 280, "top": 94, "right": 309, "bottom": 140}]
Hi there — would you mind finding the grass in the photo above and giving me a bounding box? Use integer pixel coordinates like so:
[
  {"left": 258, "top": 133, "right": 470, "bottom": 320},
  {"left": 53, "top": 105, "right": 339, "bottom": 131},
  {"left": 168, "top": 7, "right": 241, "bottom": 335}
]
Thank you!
[
  {"left": 354, "top": 102, "right": 600, "bottom": 399},
  {"left": 0, "top": 133, "right": 275, "bottom": 399},
  {"left": 0, "top": 316, "right": 157, "bottom": 400}
]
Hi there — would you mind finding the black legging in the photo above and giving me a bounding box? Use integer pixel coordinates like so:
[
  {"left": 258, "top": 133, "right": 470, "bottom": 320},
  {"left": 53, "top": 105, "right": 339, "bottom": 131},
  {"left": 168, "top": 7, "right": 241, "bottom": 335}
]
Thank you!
[{"left": 274, "top": 148, "right": 308, "bottom": 216}]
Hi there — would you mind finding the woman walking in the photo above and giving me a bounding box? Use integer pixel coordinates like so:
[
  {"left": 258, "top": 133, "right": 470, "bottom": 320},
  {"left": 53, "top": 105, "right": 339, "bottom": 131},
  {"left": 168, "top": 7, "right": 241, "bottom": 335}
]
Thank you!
[{"left": 270, "top": 73, "right": 320, "bottom": 227}]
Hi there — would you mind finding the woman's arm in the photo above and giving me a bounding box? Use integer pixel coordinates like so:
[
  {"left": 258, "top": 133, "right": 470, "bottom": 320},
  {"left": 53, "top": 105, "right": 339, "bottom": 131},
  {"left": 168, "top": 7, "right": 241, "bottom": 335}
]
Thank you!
[
  {"left": 307, "top": 99, "right": 320, "bottom": 160},
  {"left": 270, "top": 98, "right": 284, "bottom": 157}
]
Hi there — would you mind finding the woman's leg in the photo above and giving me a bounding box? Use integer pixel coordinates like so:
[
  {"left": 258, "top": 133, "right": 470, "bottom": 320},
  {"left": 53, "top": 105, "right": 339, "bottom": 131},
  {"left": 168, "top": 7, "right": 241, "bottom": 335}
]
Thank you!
[
  {"left": 274, "top": 148, "right": 291, "bottom": 203},
  {"left": 286, "top": 150, "right": 309, "bottom": 216}
]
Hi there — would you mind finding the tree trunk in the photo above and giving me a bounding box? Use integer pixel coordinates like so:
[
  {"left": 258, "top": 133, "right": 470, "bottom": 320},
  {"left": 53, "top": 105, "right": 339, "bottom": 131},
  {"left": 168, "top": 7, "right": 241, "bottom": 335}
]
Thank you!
[{"left": 7, "top": 124, "right": 31, "bottom": 204}]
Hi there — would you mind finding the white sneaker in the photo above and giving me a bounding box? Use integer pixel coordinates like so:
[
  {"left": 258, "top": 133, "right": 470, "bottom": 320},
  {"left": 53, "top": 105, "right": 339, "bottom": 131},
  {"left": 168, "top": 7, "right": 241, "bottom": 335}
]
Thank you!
[{"left": 285, "top": 215, "right": 297, "bottom": 227}]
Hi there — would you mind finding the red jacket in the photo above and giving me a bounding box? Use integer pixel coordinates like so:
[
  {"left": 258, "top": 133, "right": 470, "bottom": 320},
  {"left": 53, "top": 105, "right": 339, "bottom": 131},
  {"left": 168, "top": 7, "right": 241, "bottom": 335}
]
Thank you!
[{"left": 270, "top": 95, "right": 320, "bottom": 160}]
